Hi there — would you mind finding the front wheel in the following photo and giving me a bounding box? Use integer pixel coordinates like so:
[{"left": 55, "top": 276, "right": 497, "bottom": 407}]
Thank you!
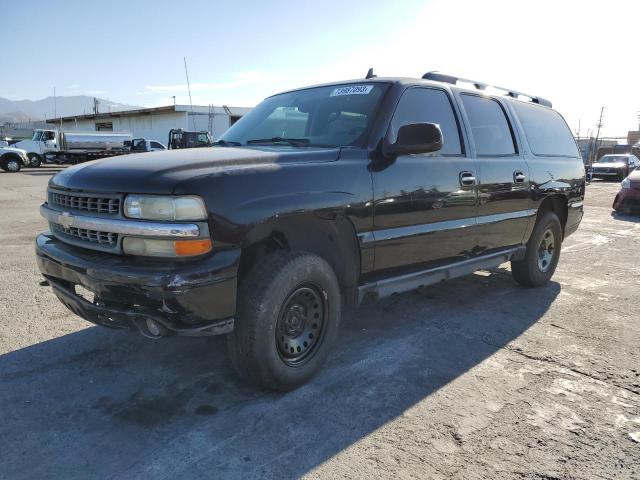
[
  {"left": 1, "top": 156, "right": 22, "bottom": 172},
  {"left": 512, "top": 211, "right": 562, "bottom": 287},
  {"left": 226, "top": 252, "right": 342, "bottom": 391}
]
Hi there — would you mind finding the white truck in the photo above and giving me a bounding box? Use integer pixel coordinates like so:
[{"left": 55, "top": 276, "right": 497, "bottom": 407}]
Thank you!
[
  {"left": 14, "top": 129, "right": 166, "bottom": 167},
  {"left": 0, "top": 146, "right": 30, "bottom": 172}
]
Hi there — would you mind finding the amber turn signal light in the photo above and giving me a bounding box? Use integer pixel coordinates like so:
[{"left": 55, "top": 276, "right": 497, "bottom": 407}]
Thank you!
[{"left": 174, "top": 239, "right": 213, "bottom": 256}]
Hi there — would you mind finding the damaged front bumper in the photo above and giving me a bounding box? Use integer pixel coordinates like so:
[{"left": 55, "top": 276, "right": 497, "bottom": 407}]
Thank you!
[{"left": 35, "top": 232, "right": 239, "bottom": 338}]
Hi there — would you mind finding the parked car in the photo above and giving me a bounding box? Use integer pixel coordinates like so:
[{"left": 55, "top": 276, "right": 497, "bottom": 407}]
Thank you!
[
  {"left": 591, "top": 154, "right": 640, "bottom": 181},
  {"left": 0, "top": 145, "right": 29, "bottom": 172},
  {"left": 35, "top": 72, "right": 585, "bottom": 390},
  {"left": 613, "top": 169, "right": 640, "bottom": 214}
]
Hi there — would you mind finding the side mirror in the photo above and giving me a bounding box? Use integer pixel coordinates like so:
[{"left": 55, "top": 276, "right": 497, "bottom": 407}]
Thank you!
[{"left": 383, "top": 122, "right": 443, "bottom": 158}]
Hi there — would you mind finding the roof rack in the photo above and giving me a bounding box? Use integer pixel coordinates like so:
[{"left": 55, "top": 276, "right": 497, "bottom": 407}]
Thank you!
[{"left": 422, "top": 71, "right": 552, "bottom": 108}]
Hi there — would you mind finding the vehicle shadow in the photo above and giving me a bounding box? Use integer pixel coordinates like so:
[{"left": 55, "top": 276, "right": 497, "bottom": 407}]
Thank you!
[
  {"left": 611, "top": 211, "right": 640, "bottom": 223},
  {"left": 18, "top": 167, "right": 67, "bottom": 176},
  {"left": 0, "top": 268, "right": 560, "bottom": 479}
]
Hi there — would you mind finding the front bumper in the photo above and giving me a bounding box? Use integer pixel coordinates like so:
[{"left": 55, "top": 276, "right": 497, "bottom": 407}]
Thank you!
[
  {"left": 36, "top": 233, "right": 239, "bottom": 337},
  {"left": 592, "top": 170, "right": 623, "bottom": 178},
  {"left": 613, "top": 188, "right": 640, "bottom": 212}
]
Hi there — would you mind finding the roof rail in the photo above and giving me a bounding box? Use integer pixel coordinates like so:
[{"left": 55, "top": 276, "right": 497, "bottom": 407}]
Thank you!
[{"left": 422, "top": 71, "right": 552, "bottom": 108}]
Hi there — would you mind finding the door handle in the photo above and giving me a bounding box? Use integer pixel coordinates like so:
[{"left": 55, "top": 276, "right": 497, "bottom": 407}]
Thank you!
[
  {"left": 514, "top": 171, "right": 526, "bottom": 183},
  {"left": 459, "top": 171, "right": 476, "bottom": 186}
]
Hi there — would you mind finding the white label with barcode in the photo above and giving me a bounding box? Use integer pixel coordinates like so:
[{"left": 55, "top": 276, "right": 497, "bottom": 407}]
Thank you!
[{"left": 330, "top": 85, "right": 374, "bottom": 97}]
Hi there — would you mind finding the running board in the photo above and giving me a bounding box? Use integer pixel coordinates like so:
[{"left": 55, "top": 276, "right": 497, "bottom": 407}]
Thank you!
[{"left": 358, "top": 246, "right": 526, "bottom": 303}]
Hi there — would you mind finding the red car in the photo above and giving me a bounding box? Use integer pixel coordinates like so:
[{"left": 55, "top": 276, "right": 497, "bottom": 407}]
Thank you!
[{"left": 613, "top": 169, "right": 640, "bottom": 213}]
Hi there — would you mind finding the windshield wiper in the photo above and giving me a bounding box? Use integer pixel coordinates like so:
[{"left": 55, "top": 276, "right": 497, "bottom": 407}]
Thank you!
[
  {"left": 212, "top": 139, "right": 242, "bottom": 146},
  {"left": 246, "top": 137, "right": 310, "bottom": 147}
]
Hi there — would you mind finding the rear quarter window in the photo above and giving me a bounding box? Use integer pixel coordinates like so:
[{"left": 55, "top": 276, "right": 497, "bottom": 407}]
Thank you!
[{"left": 511, "top": 102, "right": 579, "bottom": 157}]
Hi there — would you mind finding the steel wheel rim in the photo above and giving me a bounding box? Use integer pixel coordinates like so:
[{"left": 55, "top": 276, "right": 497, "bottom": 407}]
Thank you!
[
  {"left": 6, "top": 160, "right": 19, "bottom": 172},
  {"left": 276, "top": 284, "right": 327, "bottom": 366},
  {"left": 537, "top": 228, "right": 555, "bottom": 272}
]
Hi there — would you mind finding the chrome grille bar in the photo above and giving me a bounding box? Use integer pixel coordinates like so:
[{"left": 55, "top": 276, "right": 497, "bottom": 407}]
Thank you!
[{"left": 41, "top": 204, "right": 201, "bottom": 238}]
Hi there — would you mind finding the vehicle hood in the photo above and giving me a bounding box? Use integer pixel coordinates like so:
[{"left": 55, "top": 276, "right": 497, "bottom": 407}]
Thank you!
[
  {"left": 49, "top": 146, "right": 341, "bottom": 193},
  {"left": 593, "top": 162, "right": 626, "bottom": 169},
  {"left": 0, "top": 146, "right": 28, "bottom": 156}
]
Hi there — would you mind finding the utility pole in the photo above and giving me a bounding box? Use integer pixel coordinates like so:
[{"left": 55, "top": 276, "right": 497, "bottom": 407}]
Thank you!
[
  {"left": 591, "top": 106, "right": 605, "bottom": 165},
  {"left": 172, "top": 96, "right": 176, "bottom": 107}
]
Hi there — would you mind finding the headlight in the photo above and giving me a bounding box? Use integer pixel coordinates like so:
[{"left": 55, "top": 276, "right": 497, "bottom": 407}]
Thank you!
[
  {"left": 122, "top": 237, "right": 212, "bottom": 257},
  {"left": 124, "top": 195, "right": 207, "bottom": 221},
  {"left": 621, "top": 178, "right": 631, "bottom": 189}
]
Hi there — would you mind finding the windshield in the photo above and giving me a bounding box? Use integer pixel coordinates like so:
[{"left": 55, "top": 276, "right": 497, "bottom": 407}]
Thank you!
[
  {"left": 219, "top": 83, "right": 388, "bottom": 148},
  {"left": 599, "top": 155, "right": 627, "bottom": 163},
  {"left": 32, "top": 131, "right": 43, "bottom": 141}
]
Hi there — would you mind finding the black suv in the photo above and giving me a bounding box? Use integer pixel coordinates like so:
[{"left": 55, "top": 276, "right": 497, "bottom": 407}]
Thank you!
[{"left": 36, "top": 72, "right": 585, "bottom": 390}]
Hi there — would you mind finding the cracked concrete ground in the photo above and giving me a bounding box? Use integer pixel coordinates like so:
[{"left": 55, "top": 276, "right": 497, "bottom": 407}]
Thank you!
[{"left": 0, "top": 168, "right": 638, "bottom": 479}]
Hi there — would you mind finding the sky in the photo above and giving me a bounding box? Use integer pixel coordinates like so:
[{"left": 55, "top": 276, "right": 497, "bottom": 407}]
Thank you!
[{"left": 1, "top": 0, "right": 639, "bottom": 137}]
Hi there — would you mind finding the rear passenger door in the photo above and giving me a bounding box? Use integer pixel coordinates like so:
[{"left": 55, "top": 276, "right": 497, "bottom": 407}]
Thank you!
[
  {"left": 371, "top": 87, "right": 478, "bottom": 274},
  {"left": 459, "top": 94, "right": 530, "bottom": 251}
]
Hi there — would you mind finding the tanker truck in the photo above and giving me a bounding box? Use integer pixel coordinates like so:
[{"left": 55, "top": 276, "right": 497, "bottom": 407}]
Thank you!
[{"left": 14, "top": 129, "right": 133, "bottom": 166}]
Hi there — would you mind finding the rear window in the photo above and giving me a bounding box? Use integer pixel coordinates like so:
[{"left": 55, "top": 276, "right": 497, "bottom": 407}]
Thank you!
[{"left": 511, "top": 102, "right": 579, "bottom": 157}]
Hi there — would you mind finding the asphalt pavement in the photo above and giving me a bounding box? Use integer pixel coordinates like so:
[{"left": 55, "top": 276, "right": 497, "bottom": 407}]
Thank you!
[{"left": 0, "top": 168, "right": 638, "bottom": 479}]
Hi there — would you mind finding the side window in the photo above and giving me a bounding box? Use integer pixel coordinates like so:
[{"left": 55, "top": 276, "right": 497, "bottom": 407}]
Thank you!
[
  {"left": 461, "top": 95, "right": 516, "bottom": 156},
  {"left": 150, "top": 141, "right": 164, "bottom": 149},
  {"left": 511, "top": 101, "right": 580, "bottom": 157},
  {"left": 390, "top": 88, "right": 462, "bottom": 155}
]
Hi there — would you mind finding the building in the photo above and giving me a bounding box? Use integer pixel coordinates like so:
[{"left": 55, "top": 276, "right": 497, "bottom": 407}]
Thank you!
[
  {"left": 45, "top": 104, "right": 252, "bottom": 144},
  {"left": 575, "top": 138, "right": 618, "bottom": 163},
  {"left": 0, "top": 120, "right": 49, "bottom": 142}
]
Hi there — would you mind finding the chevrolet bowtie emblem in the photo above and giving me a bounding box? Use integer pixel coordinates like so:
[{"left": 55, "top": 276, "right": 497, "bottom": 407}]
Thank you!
[{"left": 58, "top": 212, "right": 74, "bottom": 229}]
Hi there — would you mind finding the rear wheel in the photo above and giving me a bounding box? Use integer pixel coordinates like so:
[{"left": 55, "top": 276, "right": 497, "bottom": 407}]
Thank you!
[
  {"left": 512, "top": 211, "right": 562, "bottom": 287},
  {"left": 1, "top": 155, "right": 22, "bottom": 172},
  {"left": 226, "top": 251, "right": 342, "bottom": 391},
  {"left": 27, "top": 153, "right": 41, "bottom": 168}
]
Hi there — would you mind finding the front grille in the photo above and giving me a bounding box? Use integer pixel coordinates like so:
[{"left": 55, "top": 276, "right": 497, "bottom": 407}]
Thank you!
[
  {"left": 52, "top": 222, "right": 119, "bottom": 246},
  {"left": 49, "top": 190, "right": 120, "bottom": 215}
]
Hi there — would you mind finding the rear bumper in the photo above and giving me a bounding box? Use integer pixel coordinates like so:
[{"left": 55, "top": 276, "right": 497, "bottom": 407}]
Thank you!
[{"left": 35, "top": 232, "right": 239, "bottom": 337}]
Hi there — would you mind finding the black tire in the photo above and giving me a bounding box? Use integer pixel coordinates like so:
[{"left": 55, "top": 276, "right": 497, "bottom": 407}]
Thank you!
[
  {"left": 512, "top": 211, "right": 562, "bottom": 287},
  {"left": 1, "top": 155, "right": 22, "bottom": 173},
  {"left": 618, "top": 170, "right": 626, "bottom": 181},
  {"left": 27, "top": 153, "right": 41, "bottom": 168},
  {"left": 226, "top": 251, "right": 342, "bottom": 391}
]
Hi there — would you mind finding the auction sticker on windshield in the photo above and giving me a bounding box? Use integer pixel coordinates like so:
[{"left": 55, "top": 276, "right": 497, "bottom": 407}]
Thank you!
[{"left": 330, "top": 85, "right": 374, "bottom": 96}]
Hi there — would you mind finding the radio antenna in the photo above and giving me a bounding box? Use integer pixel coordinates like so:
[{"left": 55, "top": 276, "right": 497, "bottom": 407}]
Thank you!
[{"left": 183, "top": 57, "right": 196, "bottom": 130}]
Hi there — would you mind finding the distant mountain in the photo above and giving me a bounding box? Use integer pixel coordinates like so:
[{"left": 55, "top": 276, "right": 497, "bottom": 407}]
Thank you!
[{"left": 0, "top": 96, "right": 141, "bottom": 124}]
